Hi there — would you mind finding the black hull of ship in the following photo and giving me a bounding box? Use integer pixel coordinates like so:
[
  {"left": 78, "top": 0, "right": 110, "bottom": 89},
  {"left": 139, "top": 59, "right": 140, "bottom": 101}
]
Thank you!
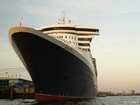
[{"left": 11, "top": 30, "right": 97, "bottom": 101}]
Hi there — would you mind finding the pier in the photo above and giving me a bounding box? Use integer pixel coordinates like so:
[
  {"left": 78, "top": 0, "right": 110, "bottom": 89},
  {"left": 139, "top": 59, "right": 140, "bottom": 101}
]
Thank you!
[{"left": 0, "top": 77, "right": 35, "bottom": 99}]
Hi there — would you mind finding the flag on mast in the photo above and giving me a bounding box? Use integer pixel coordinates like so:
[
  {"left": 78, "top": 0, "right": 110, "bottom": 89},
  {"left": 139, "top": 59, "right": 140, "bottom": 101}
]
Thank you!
[
  {"left": 20, "top": 18, "right": 23, "bottom": 26},
  {"left": 20, "top": 22, "right": 22, "bottom": 26},
  {"left": 68, "top": 20, "right": 71, "bottom": 24}
]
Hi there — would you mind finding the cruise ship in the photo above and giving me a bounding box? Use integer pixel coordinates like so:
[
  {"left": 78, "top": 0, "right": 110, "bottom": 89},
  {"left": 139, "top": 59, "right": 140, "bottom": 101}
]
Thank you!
[{"left": 9, "top": 17, "right": 99, "bottom": 101}]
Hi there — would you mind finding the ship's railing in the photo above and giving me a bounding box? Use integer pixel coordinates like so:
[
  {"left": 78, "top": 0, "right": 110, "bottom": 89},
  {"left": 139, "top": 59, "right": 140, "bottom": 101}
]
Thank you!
[
  {"left": 51, "top": 36, "right": 84, "bottom": 54},
  {"left": 58, "top": 38, "right": 70, "bottom": 45}
]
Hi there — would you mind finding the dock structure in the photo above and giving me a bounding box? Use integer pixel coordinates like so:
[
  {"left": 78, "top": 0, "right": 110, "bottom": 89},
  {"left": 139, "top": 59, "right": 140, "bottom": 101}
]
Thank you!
[{"left": 0, "top": 77, "right": 35, "bottom": 99}]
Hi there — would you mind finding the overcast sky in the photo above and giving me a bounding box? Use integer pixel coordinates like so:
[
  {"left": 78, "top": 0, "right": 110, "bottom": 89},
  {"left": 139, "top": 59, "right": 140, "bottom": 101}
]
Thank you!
[{"left": 0, "top": 0, "right": 140, "bottom": 92}]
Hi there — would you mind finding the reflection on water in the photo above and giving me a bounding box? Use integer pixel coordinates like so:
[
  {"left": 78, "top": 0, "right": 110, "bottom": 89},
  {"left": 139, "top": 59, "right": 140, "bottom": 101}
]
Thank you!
[
  {"left": 0, "top": 99, "right": 98, "bottom": 105},
  {"left": 32, "top": 100, "right": 96, "bottom": 105},
  {"left": 1, "top": 96, "right": 140, "bottom": 105}
]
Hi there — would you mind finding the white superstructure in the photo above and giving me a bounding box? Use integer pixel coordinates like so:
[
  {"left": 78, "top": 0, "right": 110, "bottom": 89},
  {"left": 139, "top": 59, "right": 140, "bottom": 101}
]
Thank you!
[{"left": 36, "top": 24, "right": 99, "bottom": 52}]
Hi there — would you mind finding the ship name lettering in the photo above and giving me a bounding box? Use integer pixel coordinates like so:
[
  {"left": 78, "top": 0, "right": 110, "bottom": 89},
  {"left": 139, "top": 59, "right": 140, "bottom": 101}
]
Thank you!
[{"left": 64, "top": 45, "right": 73, "bottom": 52}]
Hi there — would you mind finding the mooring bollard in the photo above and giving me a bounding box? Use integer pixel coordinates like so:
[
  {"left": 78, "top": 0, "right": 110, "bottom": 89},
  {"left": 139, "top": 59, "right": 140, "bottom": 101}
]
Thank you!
[
  {"left": 28, "top": 86, "right": 30, "bottom": 99},
  {"left": 10, "top": 81, "right": 14, "bottom": 100},
  {"left": 23, "top": 83, "right": 26, "bottom": 99}
]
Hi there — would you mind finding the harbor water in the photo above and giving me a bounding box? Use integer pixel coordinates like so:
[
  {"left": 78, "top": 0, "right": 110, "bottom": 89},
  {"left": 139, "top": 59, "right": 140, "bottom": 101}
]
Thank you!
[{"left": 0, "top": 96, "right": 140, "bottom": 105}]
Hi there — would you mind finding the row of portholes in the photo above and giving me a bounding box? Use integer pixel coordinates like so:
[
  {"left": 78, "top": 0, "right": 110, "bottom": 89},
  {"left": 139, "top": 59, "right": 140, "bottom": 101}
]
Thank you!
[
  {"left": 50, "top": 35, "right": 77, "bottom": 40},
  {"left": 50, "top": 35, "right": 78, "bottom": 45},
  {"left": 65, "top": 36, "right": 77, "bottom": 40}
]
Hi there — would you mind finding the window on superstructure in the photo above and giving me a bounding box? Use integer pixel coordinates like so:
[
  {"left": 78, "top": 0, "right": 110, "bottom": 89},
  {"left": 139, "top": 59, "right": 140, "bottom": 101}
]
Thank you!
[
  {"left": 76, "top": 28, "right": 99, "bottom": 32},
  {"left": 78, "top": 43, "right": 89, "bottom": 46},
  {"left": 41, "top": 27, "right": 76, "bottom": 32},
  {"left": 65, "top": 36, "right": 67, "bottom": 38},
  {"left": 59, "top": 27, "right": 75, "bottom": 30},
  {"left": 78, "top": 38, "right": 91, "bottom": 41},
  {"left": 59, "top": 36, "right": 63, "bottom": 38},
  {"left": 82, "top": 49, "right": 90, "bottom": 52}
]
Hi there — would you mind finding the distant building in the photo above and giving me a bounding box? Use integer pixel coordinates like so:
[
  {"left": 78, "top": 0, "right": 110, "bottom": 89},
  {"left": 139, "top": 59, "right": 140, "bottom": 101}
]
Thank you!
[
  {"left": 122, "top": 91, "right": 125, "bottom": 95},
  {"left": 0, "top": 77, "right": 33, "bottom": 90},
  {"left": 130, "top": 90, "right": 135, "bottom": 95}
]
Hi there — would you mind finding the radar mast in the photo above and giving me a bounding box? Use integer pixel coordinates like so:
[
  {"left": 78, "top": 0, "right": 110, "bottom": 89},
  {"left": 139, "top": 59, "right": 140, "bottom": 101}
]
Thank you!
[{"left": 58, "top": 11, "right": 65, "bottom": 24}]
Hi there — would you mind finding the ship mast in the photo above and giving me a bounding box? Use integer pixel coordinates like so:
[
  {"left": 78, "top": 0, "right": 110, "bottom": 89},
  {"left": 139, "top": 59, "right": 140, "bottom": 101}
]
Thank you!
[
  {"left": 58, "top": 11, "right": 65, "bottom": 24},
  {"left": 62, "top": 11, "right": 65, "bottom": 24}
]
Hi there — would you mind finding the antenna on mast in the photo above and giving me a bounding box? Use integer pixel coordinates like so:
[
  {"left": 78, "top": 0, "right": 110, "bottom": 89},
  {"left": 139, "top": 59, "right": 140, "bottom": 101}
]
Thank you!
[
  {"left": 62, "top": 11, "right": 65, "bottom": 24},
  {"left": 58, "top": 11, "right": 65, "bottom": 24}
]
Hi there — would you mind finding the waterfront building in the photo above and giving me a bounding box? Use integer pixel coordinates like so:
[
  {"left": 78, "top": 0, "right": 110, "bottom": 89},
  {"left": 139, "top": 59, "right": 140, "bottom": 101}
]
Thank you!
[{"left": 0, "top": 77, "right": 33, "bottom": 90}]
